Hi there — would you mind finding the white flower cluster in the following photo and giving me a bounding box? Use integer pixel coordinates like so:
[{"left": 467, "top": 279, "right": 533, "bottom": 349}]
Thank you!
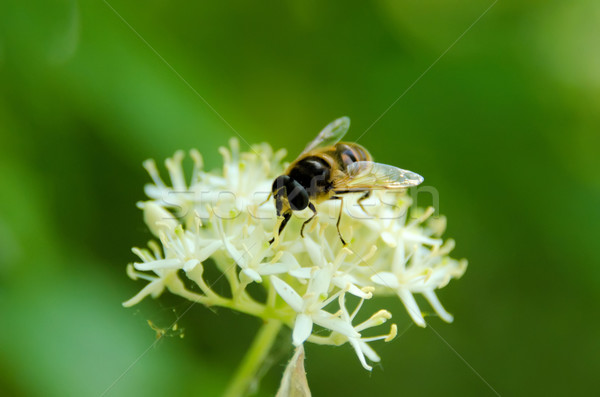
[{"left": 124, "top": 138, "right": 467, "bottom": 371}]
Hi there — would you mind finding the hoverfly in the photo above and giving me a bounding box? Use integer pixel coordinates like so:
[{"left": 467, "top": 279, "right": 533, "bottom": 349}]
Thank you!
[{"left": 270, "top": 117, "right": 424, "bottom": 245}]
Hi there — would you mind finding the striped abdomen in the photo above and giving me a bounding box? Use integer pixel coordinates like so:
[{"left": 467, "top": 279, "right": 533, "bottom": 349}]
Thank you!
[{"left": 329, "top": 142, "right": 372, "bottom": 169}]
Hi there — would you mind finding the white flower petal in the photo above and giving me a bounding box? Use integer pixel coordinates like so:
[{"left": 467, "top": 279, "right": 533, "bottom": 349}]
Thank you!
[
  {"left": 143, "top": 201, "right": 178, "bottom": 237},
  {"left": 122, "top": 278, "right": 165, "bottom": 307},
  {"left": 183, "top": 259, "right": 200, "bottom": 272},
  {"left": 381, "top": 231, "right": 397, "bottom": 246},
  {"left": 391, "top": 241, "right": 406, "bottom": 274},
  {"left": 308, "top": 266, "right": 334, "bottom": 298},
  {"left": 288, "top": 267, "right": 313, "bottom": 279},
  {"left": 215, "top": 217, "right": 248, "bottom": 269},
  {"left": 313, "top": 311, "right": 359, "bottom": 339},
  {"left": 271, "top": 276, "right": 304, "bottom": 312},
  {"left": 302, "top": 235, "right": 324, "bottom": 267},
  {"left": 293, "top": 313, "right": 313, "bottom": 346},
  {"left": 359, "top": 340, "right": 381, "bottom": 363},
  {"left": 346, "top": 283, "right": 371, "bottom": 299},
  {"left": 134, "top": 258, "right": 181, "bottom": 271},
  {"left": 370, "top": 272, "right": 399, "bottom": 289},
  {"left": 242, "top": 268, "right": 263, "bottom": 283},
  {"left": 397, "top": 288, "right": 425, "bottom": 327},
  {"left": 348, "top": 338, "right": 372, "bottom": 371},
  {"left": 195, "top": 240, "right": 223, "bottom": 262},
  {"left": 423, "top": 289, "right": 454, "bottom": 323},
  {"left": 259, "top": 263, "right": 292, "bottom": 275},
  {"left": 404, "top": 230, "right": 442, "bottom": 246},
  {"left": 277, "top": 251, "right": 300, "bottom": 268},
  {"left": 165, "top": 150, "right": 186, "bottom": 190},
  {"left": 332, "top": 275, "right": 370, "bottom": 299}
]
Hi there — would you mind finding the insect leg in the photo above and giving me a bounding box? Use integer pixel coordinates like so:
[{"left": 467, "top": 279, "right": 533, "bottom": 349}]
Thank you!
[
  {"left": 269, "top": 212, "right": 292, "bottom": 245},
  {"left": 258, "top": 192, "right": 272, "bottom": 207},
  {"left": 330, "top": 196, "right": 347, "bottom": 246},
  {"left": 357, "top": 191, "right": 372, "bottom": 216},
  {"left": 300, "top": 202, "right": 317, "bottom": 238}
]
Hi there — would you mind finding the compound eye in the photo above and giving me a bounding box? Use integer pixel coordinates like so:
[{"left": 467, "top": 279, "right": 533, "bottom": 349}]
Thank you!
[
  {"left": 287, "top": 180, "right": 309, "bottom": 211},
  {"left": 272, "top": 175, "right": 291, "bottom": 194}
]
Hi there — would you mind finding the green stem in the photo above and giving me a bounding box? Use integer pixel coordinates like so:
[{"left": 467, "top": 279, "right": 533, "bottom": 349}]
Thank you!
[{"left": 224, "top": 319, "right": 283, "bottom": 397}]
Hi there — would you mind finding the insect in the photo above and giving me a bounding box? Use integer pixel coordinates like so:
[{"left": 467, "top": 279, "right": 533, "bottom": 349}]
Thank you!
[{"left": 270, "top": 117, "right": 424, "bottom": 245}]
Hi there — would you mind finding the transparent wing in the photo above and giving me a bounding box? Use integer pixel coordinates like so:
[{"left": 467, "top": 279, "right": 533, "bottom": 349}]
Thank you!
[
  {"left": 301, "top": 117, "right": 351, "bottom": 155},
  {"left": 334, "top": 161, "right": 424, "bottom": 191}
]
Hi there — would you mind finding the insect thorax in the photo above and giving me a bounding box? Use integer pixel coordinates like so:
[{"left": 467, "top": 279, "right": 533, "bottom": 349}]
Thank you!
[{"left": 288, "top": 156, "right": 333, "bottom": 197}]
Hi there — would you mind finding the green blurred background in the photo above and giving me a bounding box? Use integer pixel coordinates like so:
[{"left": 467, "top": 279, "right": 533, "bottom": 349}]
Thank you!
[{"left": 1, "top": 0, "right": 599, "bottom": 396}]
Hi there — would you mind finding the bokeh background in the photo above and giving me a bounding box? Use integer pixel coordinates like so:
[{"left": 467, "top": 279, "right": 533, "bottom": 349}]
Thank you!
[{"left": 1, "top": 0, "right": 599, "bottom": 396}]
